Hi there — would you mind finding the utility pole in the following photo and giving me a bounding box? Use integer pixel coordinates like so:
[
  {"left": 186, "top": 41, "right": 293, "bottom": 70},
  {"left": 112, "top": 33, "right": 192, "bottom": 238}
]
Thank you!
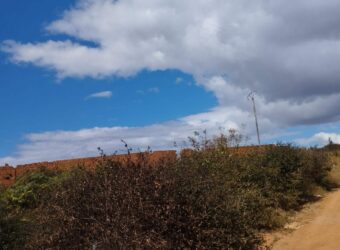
[{"left": 248, "top": 92, "right": 261, "bottom": 145}]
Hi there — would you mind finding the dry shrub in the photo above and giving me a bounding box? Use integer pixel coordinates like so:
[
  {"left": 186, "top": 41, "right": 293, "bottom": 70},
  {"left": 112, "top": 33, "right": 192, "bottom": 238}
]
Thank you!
[
  {"left": 2, "top": 131, "right": 332, "bottom": 250},
  {"left": 26, "top": 152, "right": 262, "bottom": 249}
]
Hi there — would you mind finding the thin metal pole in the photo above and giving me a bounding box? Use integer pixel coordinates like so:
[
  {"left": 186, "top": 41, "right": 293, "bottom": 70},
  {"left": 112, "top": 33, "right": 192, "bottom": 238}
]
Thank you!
[{"left": 248, "top": 92, "right": 261, "bottom": 145}]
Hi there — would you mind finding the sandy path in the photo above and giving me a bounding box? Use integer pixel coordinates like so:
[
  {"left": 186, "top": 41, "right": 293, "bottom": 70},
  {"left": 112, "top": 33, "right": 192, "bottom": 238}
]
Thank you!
[{"left": 270, "top": 189, "right": 340, "bottom": 250}]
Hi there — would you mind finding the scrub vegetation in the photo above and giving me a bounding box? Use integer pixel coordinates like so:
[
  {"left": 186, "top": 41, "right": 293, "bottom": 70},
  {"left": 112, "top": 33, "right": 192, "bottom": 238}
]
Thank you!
[{"left": 0, "top": 130, "right": 337, "bottom": 249}]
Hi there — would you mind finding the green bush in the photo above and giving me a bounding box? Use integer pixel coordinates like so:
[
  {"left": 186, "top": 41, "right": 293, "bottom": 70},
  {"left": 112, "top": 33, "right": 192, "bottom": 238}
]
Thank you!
[
  {"left": 3, "top": 168, "right": 57, "bottom": 209},
  {"left": 0, "top": 167, "right": 69, "bottom": 249}
]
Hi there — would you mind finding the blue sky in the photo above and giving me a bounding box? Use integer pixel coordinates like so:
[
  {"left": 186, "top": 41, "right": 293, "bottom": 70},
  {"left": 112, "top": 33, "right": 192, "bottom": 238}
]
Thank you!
[
  {"left": 1, "top": 0, "right": 340, "bottom": 165},
  {"left": 0, "top": 0, "right": 217, "bottom": 161}
]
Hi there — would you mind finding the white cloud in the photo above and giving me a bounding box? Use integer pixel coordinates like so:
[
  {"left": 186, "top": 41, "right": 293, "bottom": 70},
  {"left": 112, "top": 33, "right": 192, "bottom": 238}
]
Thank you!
[
  {"left": 202, "top": 77, "right": 340, "bottom": 126},
  {"left": 86, "top": 90, "right": 112, "bottom": 99},
  {"left": 147, "top": 87, "right": 159, "bottom": 93},
  {"left": 137, "top": 87, "right": 160, "bottom": 95},
  {"left": 2, "top": 0, "right": 340, "bottom": 126},
  {"left": 296, "top": 132, "right": 340, "bottom": 146},
  {"left": 1, "top": 0, "right": 340, "bottom": 164},
  {"left": 175, "top": 77, "right": 183, "bottom": 84},
  {"left": 0, "top": 106, "right": 259, "bottom": 166}
]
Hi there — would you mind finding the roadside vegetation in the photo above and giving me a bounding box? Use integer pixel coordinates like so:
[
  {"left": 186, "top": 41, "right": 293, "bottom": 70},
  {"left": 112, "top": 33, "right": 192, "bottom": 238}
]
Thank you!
[{"left": 0, "top": 130, "right": 337, "bottom": 249}]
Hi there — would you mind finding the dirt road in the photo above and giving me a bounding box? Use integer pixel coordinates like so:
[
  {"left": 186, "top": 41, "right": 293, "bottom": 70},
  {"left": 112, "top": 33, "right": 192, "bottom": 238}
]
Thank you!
[{"left": 270, "top": 189, "right": 340, "bottom": 250}]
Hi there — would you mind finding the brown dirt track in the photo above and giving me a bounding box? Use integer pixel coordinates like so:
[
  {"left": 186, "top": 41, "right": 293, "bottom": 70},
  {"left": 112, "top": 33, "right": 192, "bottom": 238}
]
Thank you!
[
  {"left": 267, "top": 153, "right": 340, "bottom": 250},
  {"left": 267, "top": 189, "right": 340, "bottom": 250}
]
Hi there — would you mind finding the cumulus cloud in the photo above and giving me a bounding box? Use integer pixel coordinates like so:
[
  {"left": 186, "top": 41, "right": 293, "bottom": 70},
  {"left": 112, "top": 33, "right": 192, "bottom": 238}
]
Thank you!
[
  {"left": 1, "top": 0, "right": 340, "bottom": 164},
  {"left": 296, "top": 132, "right": 340, "bottom": 146},
  {"left": 86, "top": 90, "right": 112, "bottom": 99},
  {"left": 2, "top": 0, "right": 340, "bottom": 126},
  {"left": 203, "top": 77, "right": 340, "bottom": 126},
  {"left": 0, "top": 106, "right": 258, "bottom": 166}
]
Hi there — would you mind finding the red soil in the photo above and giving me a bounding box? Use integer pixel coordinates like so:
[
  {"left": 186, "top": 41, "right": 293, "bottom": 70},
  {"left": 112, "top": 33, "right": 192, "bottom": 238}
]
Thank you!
[
  {"left": 0, "top": 151, "right": 177, "bottom": 187},
  {"left": 0, "top": 146, "right": 271, "bottom": 187}
]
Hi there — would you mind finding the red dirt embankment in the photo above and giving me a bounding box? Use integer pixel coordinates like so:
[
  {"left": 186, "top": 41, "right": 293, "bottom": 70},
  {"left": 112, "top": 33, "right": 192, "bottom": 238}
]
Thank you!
[
  {"left": 0, "top": 166, "right": 16, "bottom": 187},
  {"left": 0, "top": 150, "right": 177, "bottom": 187},
  {"left": 0, "top": 145, "right": 272, "bottom": 187}
]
